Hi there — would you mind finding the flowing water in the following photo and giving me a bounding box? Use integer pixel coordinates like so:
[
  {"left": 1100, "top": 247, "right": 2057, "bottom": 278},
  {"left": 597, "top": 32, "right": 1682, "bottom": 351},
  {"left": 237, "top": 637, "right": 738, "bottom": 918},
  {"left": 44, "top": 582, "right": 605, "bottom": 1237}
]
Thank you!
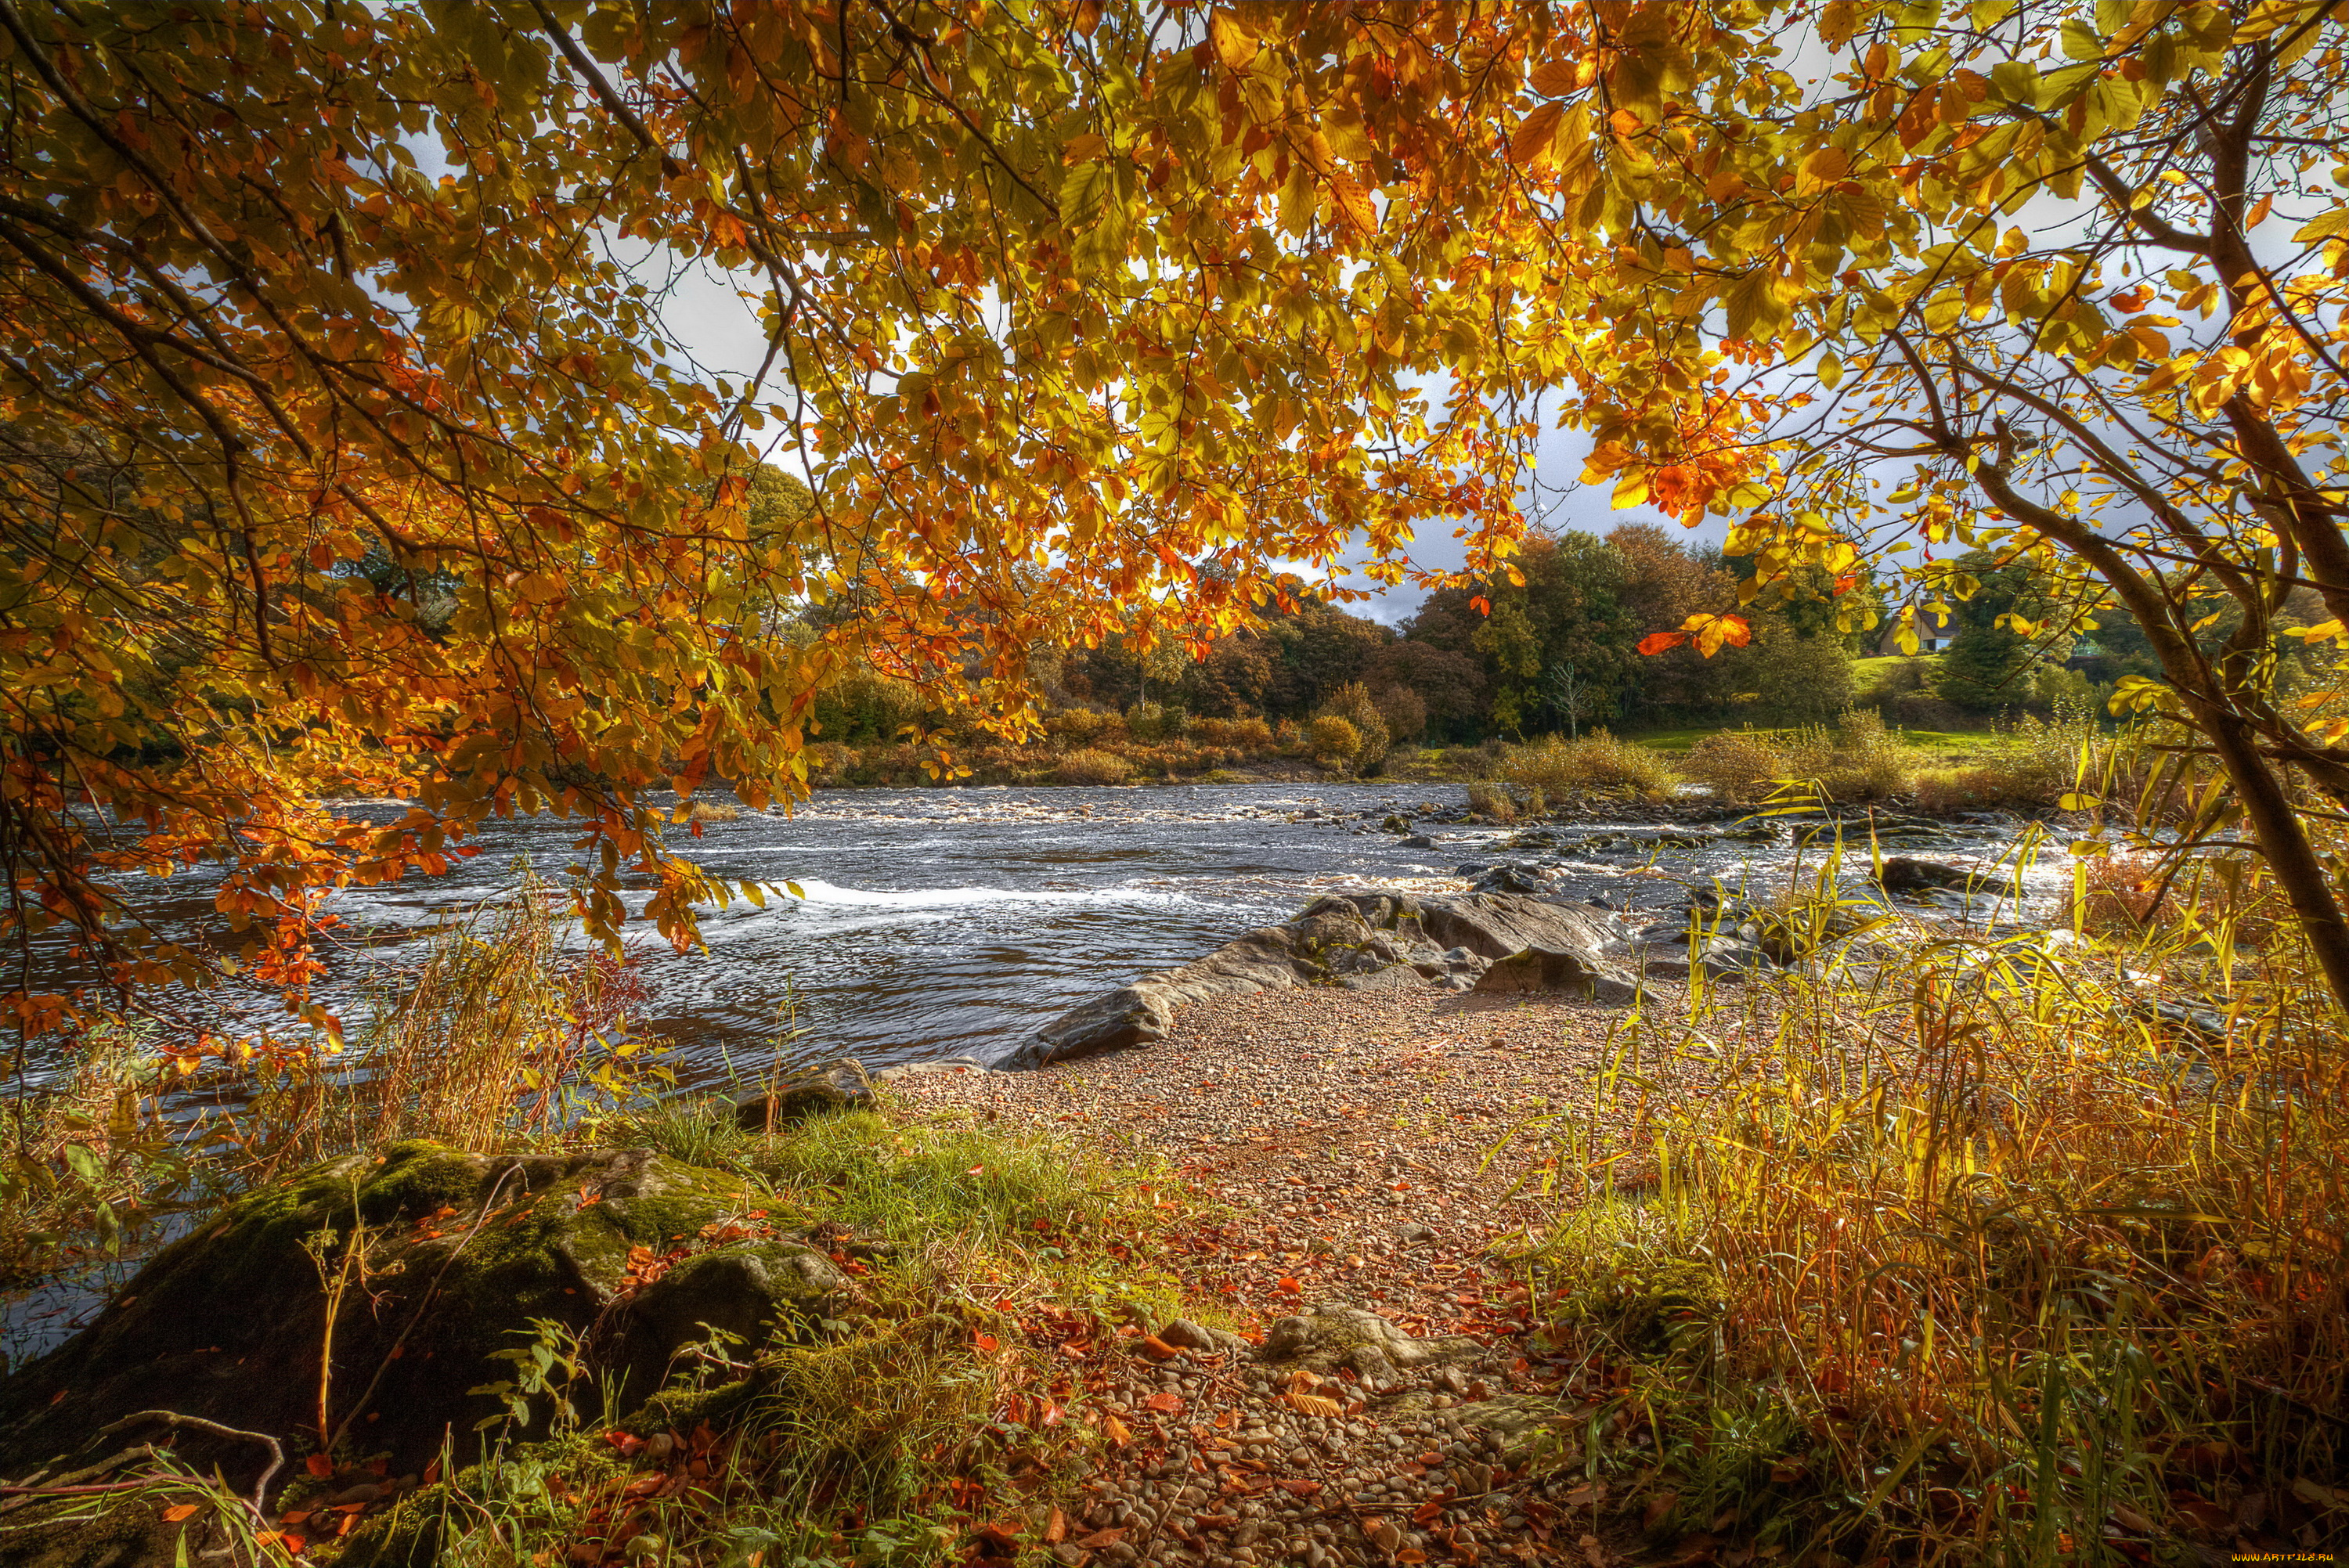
[
  {"left": 70, "top": 781, "right": 2066, "bottom": 1087},
  {"left": 3, "top": 781, "right": 2067, "bottom": 1364}
]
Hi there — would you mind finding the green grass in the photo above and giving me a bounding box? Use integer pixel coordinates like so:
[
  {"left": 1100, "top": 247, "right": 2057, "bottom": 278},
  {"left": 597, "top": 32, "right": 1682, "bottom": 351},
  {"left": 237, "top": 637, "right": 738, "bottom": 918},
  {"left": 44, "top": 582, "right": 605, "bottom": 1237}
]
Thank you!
[
  {"left": 1627, "top": 722, "right": 2012, "bottom": 762},
  {"left": 333, "top": 1100, "right": 1198, "bottom": 1568}
]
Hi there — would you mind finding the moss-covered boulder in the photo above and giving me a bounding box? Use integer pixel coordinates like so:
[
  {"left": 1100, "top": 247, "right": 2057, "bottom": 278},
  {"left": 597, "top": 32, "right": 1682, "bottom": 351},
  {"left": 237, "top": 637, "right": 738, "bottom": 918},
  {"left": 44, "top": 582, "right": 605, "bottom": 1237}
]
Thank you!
[{"left": 0, "top": 1141, "right": 856, "bottom": 1501}]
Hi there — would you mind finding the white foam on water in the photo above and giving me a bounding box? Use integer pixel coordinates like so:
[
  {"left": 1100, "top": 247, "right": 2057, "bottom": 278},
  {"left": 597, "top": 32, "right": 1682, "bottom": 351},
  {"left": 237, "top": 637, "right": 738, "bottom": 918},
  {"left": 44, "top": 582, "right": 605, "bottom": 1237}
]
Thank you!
[{"left": 781, "top": 877, "right": 1196, "bottom": 911}]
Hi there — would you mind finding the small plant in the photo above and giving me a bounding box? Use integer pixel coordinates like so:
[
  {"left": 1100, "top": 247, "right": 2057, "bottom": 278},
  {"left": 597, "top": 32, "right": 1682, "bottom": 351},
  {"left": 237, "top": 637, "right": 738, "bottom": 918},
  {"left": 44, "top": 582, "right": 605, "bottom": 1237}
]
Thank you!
[{"left": 1466, "top": 780, "right": 1516, "bottom": 821}]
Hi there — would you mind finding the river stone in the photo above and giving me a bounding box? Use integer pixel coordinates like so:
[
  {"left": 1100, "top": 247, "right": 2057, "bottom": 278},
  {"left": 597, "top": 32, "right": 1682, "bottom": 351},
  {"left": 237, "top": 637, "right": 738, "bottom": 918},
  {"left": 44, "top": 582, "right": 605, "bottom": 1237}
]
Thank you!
[
  {"left": 734, "top": 1057, "right": 875, "bottom": 1130},
  {"left": 0, "top": 1141, "right": 855, "bottom": 1493},
  {"left": 1009, "top": 892, "right": 1630, "bottom": 1066},
  {"left": 1445, "top": 1394, "right": 1583, "bottom": 1473},
  {"left": 1256, "top": 1303, "right": 1475, "bottom": 1374},
  {"left": 1470, "top": 946, "right": 1638, "bottom": 1002}
]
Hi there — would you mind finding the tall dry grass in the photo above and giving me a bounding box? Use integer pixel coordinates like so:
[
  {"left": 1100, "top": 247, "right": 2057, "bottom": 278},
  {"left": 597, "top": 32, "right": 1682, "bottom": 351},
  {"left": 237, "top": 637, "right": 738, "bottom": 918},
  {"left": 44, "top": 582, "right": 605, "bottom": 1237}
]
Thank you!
[
  {"left": 0, "top": 884, "right": 662, "bottom": 1348},
  {"left": 1516, "top": 862, "right": 2349, "bottom": 1557},
  {"left": 228, "top": 881, "right": 659, "bottom": 1184},
  {"left": 1680, "top": 712, "right": 1914, "bottom": 805},
  {"left": 1496, "top": 730, "right": 1680, "bottom": 803}
]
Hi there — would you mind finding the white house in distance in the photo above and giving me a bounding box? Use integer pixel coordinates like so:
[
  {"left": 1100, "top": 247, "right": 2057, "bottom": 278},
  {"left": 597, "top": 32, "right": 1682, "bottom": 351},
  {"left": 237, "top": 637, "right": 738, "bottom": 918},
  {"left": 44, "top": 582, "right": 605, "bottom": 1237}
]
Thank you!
[{"left": 1875, "top": 603, "right": 1954, "bottom": 654}]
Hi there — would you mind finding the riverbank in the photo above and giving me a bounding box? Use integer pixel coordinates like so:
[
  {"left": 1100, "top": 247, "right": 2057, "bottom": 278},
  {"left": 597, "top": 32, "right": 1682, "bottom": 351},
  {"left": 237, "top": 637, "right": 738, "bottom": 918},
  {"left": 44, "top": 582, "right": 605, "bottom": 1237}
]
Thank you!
[{"left": 2, "top": 895, "right": 2341, "bottom": 1566}]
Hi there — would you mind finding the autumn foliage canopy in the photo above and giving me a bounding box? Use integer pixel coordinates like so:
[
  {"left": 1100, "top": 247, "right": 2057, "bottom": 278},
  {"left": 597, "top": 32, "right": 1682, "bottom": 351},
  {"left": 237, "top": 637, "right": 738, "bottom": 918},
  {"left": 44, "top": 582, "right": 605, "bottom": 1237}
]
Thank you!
[{"left": 8, "top": 0, "right": 2349, "bottom": 1031}]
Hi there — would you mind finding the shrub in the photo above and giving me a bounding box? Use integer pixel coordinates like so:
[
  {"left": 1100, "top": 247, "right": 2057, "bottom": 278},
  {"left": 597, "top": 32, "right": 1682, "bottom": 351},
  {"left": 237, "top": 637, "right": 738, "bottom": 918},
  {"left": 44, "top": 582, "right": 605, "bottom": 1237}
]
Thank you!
[
  {"left": 1498, "top": 730, "right": 1680, "bottom": 802},
  {"left": 1191, "top": 716, "right": 1274, "bottom": 750},
  {"left": 1307, "top": 714, "right": 1362, "bottom": 765},
  {"left": 1053, "top": 747, "right": 1136, "bottom": 785},
  {"left": 1317, "top": 682, "right": 1391, "bottom": 768},
  {"left": 1680, "top": 730, "right": 1787, "bottom": 804},
  {"left": 2033, "top": 661, "right": 2098, "bottom": 715},
  {"left": 1125, "top": 701, "right": 1174, "bottom": 742},
  {"left": 1046, "top": 707, "right": 1119, "bottom": 743},
  {"left": 1466, "top": 780, "right": 1516, "bottom": 821},
  {"left": 803, "top": 741, "right": 857, "bottom": 787},
  {"left": 1781, "top": 708, "right": 1912, "bottom": 803}
]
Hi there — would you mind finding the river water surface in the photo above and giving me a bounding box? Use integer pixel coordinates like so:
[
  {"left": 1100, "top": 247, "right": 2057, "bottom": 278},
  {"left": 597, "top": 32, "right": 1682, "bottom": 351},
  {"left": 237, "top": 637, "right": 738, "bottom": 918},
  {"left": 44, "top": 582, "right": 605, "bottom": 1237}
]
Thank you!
[{"left": 99, "top": 781, "right": 2064, "bottom": 1086}]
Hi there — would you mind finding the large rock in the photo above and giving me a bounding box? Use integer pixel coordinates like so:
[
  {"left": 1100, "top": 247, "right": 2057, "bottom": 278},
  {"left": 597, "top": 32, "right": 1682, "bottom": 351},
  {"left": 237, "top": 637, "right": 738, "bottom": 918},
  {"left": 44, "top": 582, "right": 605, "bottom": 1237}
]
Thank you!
[
  {"left": 1009, "top": 891, "right": 1631, "bottom": 1066},
  {"left": 734, "top": 1057, "right": 875, "bottom": 1130},
  {"left": 1471, "top": 946, "right": 1638, "bottom": 1001},
  {"left": 0, "top": 1141, "right": 857, "bottom": 1498}
]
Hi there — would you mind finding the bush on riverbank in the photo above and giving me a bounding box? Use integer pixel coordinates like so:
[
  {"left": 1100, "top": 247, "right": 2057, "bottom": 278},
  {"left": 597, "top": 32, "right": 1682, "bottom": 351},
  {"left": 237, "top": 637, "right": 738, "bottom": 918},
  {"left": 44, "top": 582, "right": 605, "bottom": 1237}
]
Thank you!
[
  {"left": 1676, "top": 712, "right": 1913, "bottom": 805},
  {"left": 1515, "top": 873, "right": 2348, "bottom": 1555},
  {"left": 1492, "top": 729, "right": 1680, "bottom": 803}
]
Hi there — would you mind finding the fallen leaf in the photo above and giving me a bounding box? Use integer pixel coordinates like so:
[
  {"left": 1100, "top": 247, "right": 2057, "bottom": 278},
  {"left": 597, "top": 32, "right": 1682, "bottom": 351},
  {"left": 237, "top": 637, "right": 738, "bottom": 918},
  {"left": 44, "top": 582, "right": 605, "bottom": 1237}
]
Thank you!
[
  {"left": 1276, "top": 1480, "right": 1321, "bottom": 1498},
  {"left": 1284, "top": 1392, "right": 1343, "bottom": 1418},
  {"left": 1076, "top": 1528, "right": 1125, "bottom": 1548},
  {"left": 1043, "top": 1507, "right": 1066, "bottom": 1545},
  {"left": 1138, "top": 1336, "right": 1179, "bottom": 1361},
  {"left": 2293, "top": 1476, "right": 2346, "bottom": 1511},
  {"left": 1145, "top": 1392, "right": 1184, "bottom": 1414},
  {"left": 304, "top": 1455, "right": 334, "bottom": 1479},
  {"left": 162, "top": 1504, "right": 200, "bottom": 1523},
  {"left": 1102, "top": 1414, "right": 1132, "bottom": 1447}
]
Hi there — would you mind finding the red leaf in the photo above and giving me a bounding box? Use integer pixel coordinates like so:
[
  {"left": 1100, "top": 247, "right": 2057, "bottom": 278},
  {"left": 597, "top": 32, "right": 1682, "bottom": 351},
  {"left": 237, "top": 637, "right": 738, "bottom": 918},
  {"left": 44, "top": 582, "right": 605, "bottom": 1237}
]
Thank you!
[
  {"left": 1275, "top": 1276, "right": 1302, "bottom": 1295},
  {"left": 1145, "top": 1392, "right": 1184, "bottom": 1414},
  {"left": 304, "top": 1455, "right": 334, "bottom": 1478},
  {"left": 1636, "top": 631, "right": 1689, "bottom": 656}
]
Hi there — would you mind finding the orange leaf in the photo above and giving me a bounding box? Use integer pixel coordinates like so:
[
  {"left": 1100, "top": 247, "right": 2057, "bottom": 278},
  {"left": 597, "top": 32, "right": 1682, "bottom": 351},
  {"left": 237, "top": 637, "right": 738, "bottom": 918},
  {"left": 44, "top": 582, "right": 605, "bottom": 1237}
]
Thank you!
[
  {"left": 1636, "top": 631, "right": 1689, "bottom": 656},
  {"left": 304, "top": 1455, "right": 334, "bottom": 1478},
  {"left": 1145, "top": 1391, "right": 1185, "bottom": 1414},
  {"left": 1276, "top": 1276, "right": 1302, "bottom": 1294},
  {"left": 162, "top": 1504, "right": 201, "bottom": 1523}
]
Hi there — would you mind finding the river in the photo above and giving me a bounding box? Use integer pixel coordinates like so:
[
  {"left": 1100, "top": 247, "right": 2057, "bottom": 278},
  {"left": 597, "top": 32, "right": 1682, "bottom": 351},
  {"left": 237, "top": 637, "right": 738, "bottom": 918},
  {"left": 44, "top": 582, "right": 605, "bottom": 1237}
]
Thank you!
[{"left": 86, "top": 780, "right": 2063, "bottom": 1087}]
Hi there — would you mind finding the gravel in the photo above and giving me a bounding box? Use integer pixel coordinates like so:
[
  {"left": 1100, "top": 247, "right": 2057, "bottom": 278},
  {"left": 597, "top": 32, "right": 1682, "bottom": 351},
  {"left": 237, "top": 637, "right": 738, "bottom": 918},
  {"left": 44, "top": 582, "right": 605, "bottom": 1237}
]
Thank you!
[{"left": 897, "top": 982, "right": 1717, "bottom": 1565}]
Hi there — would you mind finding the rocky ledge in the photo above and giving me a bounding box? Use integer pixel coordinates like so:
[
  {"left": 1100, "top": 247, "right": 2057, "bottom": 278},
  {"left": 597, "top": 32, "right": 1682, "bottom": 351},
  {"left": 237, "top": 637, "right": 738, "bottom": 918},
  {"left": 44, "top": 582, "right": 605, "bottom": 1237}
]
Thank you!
[{"left": 1005, "top": 891, "right": 1711, "bottom": 1070}]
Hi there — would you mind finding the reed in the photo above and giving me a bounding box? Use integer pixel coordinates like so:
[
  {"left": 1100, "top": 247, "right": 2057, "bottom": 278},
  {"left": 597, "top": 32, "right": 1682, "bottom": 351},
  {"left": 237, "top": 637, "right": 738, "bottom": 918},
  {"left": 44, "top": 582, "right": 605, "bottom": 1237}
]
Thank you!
[{"left": 217, "top": 878, "right": 659, "bottom": 1191}]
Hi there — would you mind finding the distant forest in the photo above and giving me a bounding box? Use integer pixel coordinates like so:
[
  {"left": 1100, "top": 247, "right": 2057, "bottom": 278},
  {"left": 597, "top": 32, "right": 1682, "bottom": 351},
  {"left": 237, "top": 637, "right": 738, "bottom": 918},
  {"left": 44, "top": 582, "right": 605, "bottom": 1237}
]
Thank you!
[{"left": 811, "top": 523, "right": 2207, "bottom": 752}]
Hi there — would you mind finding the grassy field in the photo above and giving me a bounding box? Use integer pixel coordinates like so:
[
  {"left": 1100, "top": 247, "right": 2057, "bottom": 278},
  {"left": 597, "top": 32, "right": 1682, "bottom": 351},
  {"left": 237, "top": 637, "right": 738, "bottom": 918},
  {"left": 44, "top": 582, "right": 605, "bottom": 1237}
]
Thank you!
[{"left": 1622, "top": 723, "right": 2018, "bottom": 762}]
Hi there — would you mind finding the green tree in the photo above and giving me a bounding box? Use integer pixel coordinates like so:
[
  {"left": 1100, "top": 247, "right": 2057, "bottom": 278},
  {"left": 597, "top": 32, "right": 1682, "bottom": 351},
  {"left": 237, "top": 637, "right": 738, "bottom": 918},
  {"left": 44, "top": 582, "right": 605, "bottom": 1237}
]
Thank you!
[
  {"left": 1934, "top": 553, "right": 2054, "bottom": 713},
  {"left": 1474, "top": 533, "right": 1636, "bottom": 736}
]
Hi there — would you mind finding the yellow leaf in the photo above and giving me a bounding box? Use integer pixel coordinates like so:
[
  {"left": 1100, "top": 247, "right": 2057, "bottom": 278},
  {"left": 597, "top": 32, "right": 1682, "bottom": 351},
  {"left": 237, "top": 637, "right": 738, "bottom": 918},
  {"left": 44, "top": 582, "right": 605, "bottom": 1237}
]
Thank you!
[
  {"left": 1797, "top": 146, "right": 1850, "bottom": 193},
  {"left": 1528, "top": 58, "right": 1582, "bottom": 96},
  {"left": 1510, "top": 100, "right": 1564, "bottom": 167},
  {"left": 1209, "top": 11, "right": 1256, "bottom": 70}
]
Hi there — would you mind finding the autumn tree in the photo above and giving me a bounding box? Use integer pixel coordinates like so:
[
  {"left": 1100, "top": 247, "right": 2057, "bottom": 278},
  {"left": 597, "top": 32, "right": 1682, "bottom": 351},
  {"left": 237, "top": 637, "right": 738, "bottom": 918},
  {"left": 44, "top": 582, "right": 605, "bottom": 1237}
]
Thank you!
[
  {"left": 1488, "top": 0, "right": 2349, "bottom": 1007},
  {"left": 0, "top": 2, "right": 1554, "bottom": 1040}
]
